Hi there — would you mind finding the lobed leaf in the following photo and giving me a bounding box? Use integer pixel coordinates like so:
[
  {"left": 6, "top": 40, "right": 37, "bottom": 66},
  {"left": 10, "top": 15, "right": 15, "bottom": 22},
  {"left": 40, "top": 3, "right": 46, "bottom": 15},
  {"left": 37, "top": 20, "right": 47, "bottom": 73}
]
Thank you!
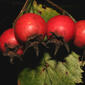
[
  {"left": 18, "top": 52, "right": 83, "bottom": 85},
  {"left": 33, "top": 1, "right": 60, "bottom": 22}
]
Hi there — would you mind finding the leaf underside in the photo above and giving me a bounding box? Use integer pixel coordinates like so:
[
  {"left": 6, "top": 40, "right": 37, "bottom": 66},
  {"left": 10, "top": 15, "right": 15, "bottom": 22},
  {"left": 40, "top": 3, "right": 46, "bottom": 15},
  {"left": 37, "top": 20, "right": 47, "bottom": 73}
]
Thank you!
[
  {"left": 33, "top": 1, "right": 60, "bottom": 22},
  {"left": 18, "top": 52, "right": 83, "bottom": 85}
]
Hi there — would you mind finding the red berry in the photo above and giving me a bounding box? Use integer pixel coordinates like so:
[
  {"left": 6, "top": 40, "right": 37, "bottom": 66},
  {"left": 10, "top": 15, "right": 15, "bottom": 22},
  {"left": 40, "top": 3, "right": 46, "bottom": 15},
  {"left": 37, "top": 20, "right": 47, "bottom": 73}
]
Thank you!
[
  {"left": 74, "top": 20, "right": 85, "bottom": 47},
  {"left": 0, "top": 28, "right": 19, "bottom": 52},
  {"left": 14, "top": 13, "right": 46, "bottom": 42},
  {"left": 16, "top": 48, "right": 23, "bottom": 56},
  {"left": 47, "top": 15, "right": 75, "bottom": 42}
]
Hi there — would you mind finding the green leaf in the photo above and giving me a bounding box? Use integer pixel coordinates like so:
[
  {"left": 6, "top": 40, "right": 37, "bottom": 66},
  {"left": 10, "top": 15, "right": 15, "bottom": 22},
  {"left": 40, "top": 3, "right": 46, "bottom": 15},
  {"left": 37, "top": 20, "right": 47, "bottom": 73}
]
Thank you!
[
  {"left": 33, "top": 1, "right": 60, "bottom": 22},
  {"left": 18, "top": 0, "right": 60, "bottom": 22},
  {"left": 18, "top": 52, "right": 83, "bottom": 85}
]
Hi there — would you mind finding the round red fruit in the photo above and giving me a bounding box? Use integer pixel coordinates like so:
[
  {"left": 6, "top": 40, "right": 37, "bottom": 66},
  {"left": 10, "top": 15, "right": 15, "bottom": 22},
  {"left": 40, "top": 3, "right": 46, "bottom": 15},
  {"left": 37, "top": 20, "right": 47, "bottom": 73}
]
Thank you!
[
  {"left": 16, "top": 48, "right": 23, "bottom": 56},
  {"left": 14, "top": 13, "right": 46, "bottom": 42},
  {"left": 74, "top": 20, "right": 85, "bottom": 47},
  {"left": 0, "top": 28, "right": 19, "bottom": 52},
  {"left": 47, "top": 15, "right": 75, "bottom": 42}
]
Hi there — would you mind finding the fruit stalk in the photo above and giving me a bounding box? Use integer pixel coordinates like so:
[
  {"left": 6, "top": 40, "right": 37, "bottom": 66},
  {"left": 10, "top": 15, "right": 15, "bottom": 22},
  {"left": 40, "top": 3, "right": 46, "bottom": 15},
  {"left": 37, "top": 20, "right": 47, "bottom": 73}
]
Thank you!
[
  {"left": 47, "top": 0, "right": 76, "bottom": 22},
  {"left": 12, "top": 0, "right": 34, "bottom": 28}
]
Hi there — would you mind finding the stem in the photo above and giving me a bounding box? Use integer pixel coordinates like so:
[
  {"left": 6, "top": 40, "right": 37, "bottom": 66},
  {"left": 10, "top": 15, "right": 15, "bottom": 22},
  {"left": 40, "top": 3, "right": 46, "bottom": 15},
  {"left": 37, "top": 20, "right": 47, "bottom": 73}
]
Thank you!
[
  {"left": 12, "top": 0, "right": 34, "bottom": 28},
  {"left": 47, "top": 0, "right": 77, "bottom": 22},
  {"left": 25, "top": 0, "right": 34, "bottom": 13},
  {"left": 18, "top": 80, "right": 21, "bottom": 85}
]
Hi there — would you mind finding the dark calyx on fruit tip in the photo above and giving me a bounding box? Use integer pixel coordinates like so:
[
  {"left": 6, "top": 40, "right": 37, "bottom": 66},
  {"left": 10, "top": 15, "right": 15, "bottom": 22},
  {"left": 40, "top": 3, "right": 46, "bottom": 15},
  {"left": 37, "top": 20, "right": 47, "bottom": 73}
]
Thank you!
[
  {"left": 24, "top": 34, "right": 48, "bottom": 56},
  {"left": 46, "top": 32, "right": 70, "bottom": 56},
  {"left": 3, "top": 44, "right": 23, "bottom": 64}
]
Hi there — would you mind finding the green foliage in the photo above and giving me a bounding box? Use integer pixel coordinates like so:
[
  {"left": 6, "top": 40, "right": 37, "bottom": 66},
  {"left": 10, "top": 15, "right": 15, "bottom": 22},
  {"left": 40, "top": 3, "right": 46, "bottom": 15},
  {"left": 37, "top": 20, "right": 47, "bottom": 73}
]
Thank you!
[
  {"left": 33, "top": 1, "right": 60, "bottom": 22},
  {"left": 18, "top": 52, "right": 83, "bottom": 85}
]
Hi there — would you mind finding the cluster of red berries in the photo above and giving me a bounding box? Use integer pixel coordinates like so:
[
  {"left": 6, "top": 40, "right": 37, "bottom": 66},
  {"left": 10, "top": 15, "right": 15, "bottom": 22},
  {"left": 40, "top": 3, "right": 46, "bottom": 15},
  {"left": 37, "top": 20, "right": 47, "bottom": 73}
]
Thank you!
[{"left": 0, "top": 13, "right": 85, "bottom": 62}]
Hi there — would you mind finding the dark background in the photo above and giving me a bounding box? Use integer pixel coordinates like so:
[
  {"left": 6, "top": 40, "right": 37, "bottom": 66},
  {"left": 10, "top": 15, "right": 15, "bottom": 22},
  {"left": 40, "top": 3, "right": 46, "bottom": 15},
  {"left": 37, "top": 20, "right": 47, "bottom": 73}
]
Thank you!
[{"left": 0, "top": 0, "right": 85, "bottom": 85}]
